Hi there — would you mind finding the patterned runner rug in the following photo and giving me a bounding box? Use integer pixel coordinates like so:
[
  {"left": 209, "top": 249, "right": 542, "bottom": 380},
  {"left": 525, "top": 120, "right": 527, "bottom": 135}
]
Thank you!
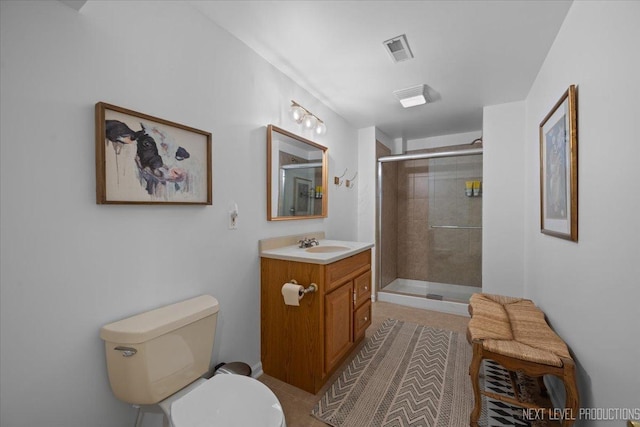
[
  {"left": 312, "top": 319, "right": 547, "bottom": 427},
  {"left": 312, "top": 319, "right": 473, "bottom": 427}
]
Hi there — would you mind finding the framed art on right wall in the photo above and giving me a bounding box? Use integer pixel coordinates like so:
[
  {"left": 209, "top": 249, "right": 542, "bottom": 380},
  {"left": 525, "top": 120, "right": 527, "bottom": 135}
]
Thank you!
[{"left": 539, "top": 84, "right": 578, "bottom": 241}]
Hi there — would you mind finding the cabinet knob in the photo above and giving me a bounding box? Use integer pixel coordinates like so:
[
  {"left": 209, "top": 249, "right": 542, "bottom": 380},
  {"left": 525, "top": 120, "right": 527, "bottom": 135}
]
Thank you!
[
  {"left": 364, "top": 286, "right": 368, "bottom": 290},
  {"left": 364, "top": 316, "right": 368, "bottom": 321}
]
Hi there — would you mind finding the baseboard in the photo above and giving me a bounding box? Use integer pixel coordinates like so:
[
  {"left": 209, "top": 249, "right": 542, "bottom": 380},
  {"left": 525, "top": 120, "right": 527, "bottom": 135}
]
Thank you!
[{"left": 377, "top": 291, "right": 470, "bottom": 317}]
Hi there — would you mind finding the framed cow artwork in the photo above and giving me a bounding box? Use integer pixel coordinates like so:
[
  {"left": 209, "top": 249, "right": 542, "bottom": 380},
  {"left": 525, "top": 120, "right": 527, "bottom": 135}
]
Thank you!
[{"left": 95, "top": 102, "right": 212, "bottom": 205}]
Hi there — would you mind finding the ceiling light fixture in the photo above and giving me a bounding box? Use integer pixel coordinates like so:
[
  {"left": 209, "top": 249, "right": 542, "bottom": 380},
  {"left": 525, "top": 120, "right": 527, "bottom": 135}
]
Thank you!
[
  {"left": 289, "top": 100, "right": 327, "bottom": 136},
  {"left": 393, "top": 84, "right": 431, "bottom": 108}
]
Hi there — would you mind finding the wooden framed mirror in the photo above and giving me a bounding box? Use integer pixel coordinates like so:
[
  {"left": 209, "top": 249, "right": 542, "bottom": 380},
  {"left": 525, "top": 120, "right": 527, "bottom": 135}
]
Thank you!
[{"left": 267, "top": 125, "right": 328, "bottom": 221}]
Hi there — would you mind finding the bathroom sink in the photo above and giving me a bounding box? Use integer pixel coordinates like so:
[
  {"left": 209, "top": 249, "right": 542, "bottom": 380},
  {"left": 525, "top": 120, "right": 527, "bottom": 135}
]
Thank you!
[{"left": 305, "top": 245, "right": 350, "bottom": 253}]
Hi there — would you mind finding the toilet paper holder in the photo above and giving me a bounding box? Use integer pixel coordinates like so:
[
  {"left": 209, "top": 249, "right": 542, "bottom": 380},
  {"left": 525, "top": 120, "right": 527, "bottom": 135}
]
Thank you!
[{"left": 289, "top": 279, "right": 318, "bottom": 296}]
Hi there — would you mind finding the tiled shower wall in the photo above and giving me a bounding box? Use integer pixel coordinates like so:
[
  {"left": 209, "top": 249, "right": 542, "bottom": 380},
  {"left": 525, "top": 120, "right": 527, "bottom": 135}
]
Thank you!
[{"left": 381, "top": 146, "right": 482, "bottom": 288}]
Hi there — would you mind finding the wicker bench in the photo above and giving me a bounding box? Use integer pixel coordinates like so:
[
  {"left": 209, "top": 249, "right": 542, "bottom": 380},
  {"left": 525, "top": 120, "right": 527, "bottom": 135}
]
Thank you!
[{"left": 467, "top": 293, "right": 579, "bottom": 427}]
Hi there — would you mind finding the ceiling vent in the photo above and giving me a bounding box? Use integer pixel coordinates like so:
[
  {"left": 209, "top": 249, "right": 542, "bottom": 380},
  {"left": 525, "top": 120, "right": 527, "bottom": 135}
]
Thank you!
[
  {"left": 383, "top": 34, "right": 414, "bottom": 63},
  {"left": 393, "top": 84, "right": 431, "bottom": 108}
]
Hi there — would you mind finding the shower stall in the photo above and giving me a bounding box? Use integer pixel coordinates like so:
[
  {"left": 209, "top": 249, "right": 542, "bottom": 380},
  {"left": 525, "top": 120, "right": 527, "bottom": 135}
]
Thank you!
[{"left": 376, "top": 145, "right": 483, "bottom": 314}]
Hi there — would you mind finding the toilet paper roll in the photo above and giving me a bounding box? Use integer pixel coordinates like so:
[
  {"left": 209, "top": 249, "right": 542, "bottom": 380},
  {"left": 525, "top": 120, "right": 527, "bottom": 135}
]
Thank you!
[{"left": 281, "top": 283, "right": 304, "bottom": 306}]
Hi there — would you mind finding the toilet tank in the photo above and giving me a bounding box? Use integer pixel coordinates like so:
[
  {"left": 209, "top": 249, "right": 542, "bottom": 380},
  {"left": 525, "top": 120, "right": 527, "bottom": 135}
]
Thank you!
[{"left": 100, "top": 295, "right": 219, "bottom": 405}]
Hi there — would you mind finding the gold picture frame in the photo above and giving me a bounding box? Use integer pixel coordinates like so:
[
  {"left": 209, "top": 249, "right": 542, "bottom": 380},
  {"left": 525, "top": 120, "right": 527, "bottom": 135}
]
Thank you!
[
  {"left": 96, "top": 102, "right": 212, "bottom": 205},
  {"left": 539, "top": 85, "right": 578, "bottom": 241}
]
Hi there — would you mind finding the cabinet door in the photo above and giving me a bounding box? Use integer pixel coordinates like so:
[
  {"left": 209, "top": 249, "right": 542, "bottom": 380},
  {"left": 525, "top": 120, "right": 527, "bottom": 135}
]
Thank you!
[{"left": 324, "top": 282, "right": 353, "bottom": 373}]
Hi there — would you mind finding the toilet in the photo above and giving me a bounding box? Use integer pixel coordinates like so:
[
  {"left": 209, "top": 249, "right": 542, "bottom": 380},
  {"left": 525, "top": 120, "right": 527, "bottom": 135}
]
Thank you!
[{"left": 100, "top": 295, "right": 285, "bottom": 427}]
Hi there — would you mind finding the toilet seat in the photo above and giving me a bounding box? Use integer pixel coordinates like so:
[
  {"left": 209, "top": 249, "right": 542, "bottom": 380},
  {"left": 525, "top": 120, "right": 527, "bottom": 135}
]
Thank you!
[{"left": 170, "top": 374, "right": 285, "bottom": 427}]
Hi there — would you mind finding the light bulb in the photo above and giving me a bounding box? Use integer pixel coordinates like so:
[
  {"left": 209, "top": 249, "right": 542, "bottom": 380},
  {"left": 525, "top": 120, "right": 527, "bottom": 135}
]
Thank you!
[
  {"left": 303, "top": 114, "right": 318, "bottom": 129},
  {"left": 315, "top": 121, "right": 327, "bottom": 135},
  {"left": 290, "top": 105, "right": 305, "bottom": 123}
]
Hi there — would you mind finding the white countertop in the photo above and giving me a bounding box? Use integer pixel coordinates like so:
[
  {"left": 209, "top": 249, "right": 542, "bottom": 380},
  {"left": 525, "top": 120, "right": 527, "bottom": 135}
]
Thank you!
[{"left": 259, "top": 239, "right": 374, "bottom": 265}]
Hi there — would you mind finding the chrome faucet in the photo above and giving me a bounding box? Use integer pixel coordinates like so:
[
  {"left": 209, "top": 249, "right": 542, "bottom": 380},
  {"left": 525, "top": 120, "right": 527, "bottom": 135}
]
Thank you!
[{"left": 298, "top": 237, "right": 319, "bottom": 248}]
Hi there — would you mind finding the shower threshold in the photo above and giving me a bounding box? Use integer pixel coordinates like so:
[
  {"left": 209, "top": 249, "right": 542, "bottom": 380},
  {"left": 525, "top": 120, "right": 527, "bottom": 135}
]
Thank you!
[{"left": 378, "top": 278, "right": 480, "bottom": 316}]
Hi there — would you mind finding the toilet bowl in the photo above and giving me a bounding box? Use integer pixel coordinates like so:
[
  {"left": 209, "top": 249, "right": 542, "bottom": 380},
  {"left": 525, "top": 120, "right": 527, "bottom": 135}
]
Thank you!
[
  {"left": 170, "top": 375, "right": 285, "bottom": 427},
  {"left": 100, "top": 295, "right": 285, "bottom": 427}
]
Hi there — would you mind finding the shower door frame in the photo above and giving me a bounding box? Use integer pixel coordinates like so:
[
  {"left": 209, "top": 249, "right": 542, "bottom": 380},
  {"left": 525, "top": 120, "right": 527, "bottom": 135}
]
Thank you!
[{"left": 376, "top": 147, "right": 483, "bottom": 299}]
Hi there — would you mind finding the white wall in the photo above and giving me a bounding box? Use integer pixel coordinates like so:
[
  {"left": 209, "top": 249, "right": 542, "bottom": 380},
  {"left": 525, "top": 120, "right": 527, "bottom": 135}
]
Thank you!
[
  {"left": 375, "top": 128, "right": 394, "bottom": 152},
  {"left": 357, "top": 126, "right": 377, "bottom": 296},
  {"left": 523, "top": 1, "right": 640, "bottom": 421},
  {"left": 357, "top": 127, "right": 394, "bottom": 299},
  {"left": 482, "top": 101, "right": 525, "bottom": 296},
  {"left": 407, "top": 130, "right": 482, "bottom": 151},
  {"left": 357, "top": 127, "right": 377, "bottom": 247},
  {"left": 0, "top": 2, "right": 358, "bottom": 426}
]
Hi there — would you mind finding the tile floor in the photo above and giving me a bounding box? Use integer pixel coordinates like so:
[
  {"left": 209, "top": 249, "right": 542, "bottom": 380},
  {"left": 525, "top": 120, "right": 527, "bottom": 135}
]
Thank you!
[{"left": 258, "top": 301, "right": 470, "bottom": 427}]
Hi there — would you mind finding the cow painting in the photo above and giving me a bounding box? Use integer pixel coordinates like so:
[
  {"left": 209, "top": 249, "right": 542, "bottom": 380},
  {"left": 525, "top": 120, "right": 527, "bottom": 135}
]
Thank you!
[
  {"left": 134, "top": 123, "right": 190, "bottom": 196},
  {"left": 104, "top": 120, "right": 194, "bottom": 199},
  {"left": 105, "top": 120, "right": 142, "bottom": 154}
]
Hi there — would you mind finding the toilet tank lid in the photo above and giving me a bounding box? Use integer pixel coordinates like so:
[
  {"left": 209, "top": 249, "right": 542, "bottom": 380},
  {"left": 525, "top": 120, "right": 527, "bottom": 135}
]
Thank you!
[{"left": 100, "top": 295, "right": 219, "bottom": 344}]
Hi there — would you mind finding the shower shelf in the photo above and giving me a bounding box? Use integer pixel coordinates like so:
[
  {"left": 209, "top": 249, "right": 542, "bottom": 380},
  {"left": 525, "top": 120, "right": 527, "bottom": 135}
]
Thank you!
[{"left": 430, "top": 225, "right": 482, "bottom": 230}]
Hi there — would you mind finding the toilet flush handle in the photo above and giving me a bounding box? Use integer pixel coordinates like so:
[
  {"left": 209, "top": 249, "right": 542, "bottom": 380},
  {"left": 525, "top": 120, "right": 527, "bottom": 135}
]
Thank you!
[{"left": 114, "top": 346, "right": 137, "bottom": 357}]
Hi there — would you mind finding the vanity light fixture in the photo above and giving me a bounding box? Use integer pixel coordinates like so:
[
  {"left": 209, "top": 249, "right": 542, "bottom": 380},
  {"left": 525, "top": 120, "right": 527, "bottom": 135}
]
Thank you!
[
  {"left": 393, "top": 84, "right": 431, "bottom": 108},
  {"left": 289, "top": 100, "right": 327, "bottom": 136}
]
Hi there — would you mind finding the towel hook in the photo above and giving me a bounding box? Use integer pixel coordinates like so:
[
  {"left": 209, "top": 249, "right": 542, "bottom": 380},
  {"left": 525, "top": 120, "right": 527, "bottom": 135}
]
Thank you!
[
  {"left": 346, "top": 171, "right": 358, "bottom": 188},
  {"left": 334, "top": 168, "right": 347, "bottom": 186}
]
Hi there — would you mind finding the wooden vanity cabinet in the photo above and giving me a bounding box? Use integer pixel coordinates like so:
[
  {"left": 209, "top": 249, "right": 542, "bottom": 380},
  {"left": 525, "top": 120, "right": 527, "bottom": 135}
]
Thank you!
[{"left": 260, "top": 249, "right": 372, "bottom": 394}]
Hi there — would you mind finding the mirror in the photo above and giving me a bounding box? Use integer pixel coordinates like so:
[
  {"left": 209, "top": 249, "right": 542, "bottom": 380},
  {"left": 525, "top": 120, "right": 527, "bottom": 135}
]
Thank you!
[{"left": 267, "top": 125, "right": 328, "bottom": 220}]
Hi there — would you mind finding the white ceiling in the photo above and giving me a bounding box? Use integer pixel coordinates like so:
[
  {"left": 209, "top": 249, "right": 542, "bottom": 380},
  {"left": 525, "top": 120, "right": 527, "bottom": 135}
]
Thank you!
[{"left": 191, "top": 1, "right": 572, "bottom": 141}]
